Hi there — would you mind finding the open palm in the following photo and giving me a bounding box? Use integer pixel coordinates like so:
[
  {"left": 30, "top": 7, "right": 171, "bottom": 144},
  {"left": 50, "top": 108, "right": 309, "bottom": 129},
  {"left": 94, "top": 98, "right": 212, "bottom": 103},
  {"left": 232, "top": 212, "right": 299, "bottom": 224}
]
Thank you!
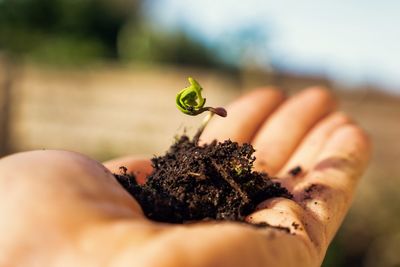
[{"left": 0, "top": 88, "right": 370, "bottom": 267}]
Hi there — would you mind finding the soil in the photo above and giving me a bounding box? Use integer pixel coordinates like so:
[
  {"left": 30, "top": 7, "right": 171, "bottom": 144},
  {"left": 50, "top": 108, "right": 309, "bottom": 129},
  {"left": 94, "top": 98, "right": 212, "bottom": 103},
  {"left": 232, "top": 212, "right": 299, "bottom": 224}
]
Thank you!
[
  {"left": 288, "top": 166, "right": 302, "bottom": 176},
  {"left": 115, "top": 136, "right": 292, "bottom": 224}
]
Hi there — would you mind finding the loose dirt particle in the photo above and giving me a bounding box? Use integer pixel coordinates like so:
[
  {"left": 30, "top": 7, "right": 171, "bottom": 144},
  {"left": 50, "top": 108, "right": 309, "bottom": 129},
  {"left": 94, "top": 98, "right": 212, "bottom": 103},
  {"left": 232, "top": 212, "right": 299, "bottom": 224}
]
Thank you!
[
  {"left": 288, "top": 166, "right": 302, "bottom": 177},
  {"left": 291, "top": 222, "right": 300, "bottom": 230}
]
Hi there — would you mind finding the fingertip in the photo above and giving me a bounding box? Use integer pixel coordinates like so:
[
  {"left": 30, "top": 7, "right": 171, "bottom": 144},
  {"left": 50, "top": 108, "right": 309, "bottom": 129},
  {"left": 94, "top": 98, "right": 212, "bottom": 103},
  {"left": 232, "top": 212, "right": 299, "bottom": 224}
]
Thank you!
[
  {"left": 329, "top": 111, "right": 353, "bottom": 125},
  {"left": 242, "top": 87, "right": 286, "bottom": 105},
  {"left": 331, "top": 124, "right": 372, "bottom": 164},
  {"left": 300, "top": 86, "right": 337, "bottom": 111}
]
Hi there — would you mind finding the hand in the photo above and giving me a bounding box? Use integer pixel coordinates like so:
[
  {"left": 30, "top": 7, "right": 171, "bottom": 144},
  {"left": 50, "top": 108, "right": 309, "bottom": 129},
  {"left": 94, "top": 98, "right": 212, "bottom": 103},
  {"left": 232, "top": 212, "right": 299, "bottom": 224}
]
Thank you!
[{"left": 0, "top": 88, "right": 370, "bottom": 267}]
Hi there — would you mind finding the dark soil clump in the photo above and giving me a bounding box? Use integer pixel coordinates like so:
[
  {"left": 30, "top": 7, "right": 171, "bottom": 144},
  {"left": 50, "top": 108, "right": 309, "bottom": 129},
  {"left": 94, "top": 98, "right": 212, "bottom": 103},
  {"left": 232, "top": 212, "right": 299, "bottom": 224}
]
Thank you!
[
  {"left": 115, "top": 136, "right": 291, "bottom": 224},
  {"left": 288, "top": 166, "right": 302, "bottom": 177}
]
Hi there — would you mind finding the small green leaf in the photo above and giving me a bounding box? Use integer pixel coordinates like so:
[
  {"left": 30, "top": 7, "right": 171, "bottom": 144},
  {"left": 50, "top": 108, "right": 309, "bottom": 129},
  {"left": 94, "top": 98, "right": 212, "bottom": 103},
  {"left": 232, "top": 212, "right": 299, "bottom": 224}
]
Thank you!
[{"left": 176, "top": 77, "right": 206, "bottom": 116}]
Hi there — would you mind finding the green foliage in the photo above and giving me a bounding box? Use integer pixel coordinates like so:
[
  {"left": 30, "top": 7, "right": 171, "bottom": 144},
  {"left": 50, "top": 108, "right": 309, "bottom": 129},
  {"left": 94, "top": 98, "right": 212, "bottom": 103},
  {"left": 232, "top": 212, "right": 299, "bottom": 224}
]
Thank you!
[
  {"left": 27, "top": 36, "right": 108, "bottom": 65},
  {"left": 118, "top": 23, "right": 221, "bottom": 68},
  {"left": 0, "top": 0, "right": 136, "bottom": 64},
  {"left": 0, "top": 0, "right": 230, "bottom": 68}
]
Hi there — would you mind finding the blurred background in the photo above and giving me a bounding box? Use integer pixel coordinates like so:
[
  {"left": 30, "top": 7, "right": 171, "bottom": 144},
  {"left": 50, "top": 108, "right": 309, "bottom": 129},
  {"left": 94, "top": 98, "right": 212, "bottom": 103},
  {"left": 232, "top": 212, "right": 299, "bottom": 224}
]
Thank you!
[{"left": 0, "top": 0, "right": 399, "bottom": 266}]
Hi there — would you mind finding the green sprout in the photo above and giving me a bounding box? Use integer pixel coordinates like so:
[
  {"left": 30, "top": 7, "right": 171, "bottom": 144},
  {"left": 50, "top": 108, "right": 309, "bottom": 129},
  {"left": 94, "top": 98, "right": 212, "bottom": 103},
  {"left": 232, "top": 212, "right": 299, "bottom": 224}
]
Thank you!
[
  {"left": 176, "top": 77, "right": 227, "bottom": 143},
  {"left": 176, "top": 77, "right": 227, "bottom": 117}
]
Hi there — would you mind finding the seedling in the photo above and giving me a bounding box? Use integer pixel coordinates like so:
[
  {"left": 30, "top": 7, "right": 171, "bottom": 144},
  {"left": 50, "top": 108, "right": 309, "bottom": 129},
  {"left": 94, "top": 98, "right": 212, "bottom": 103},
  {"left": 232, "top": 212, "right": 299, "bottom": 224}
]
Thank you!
[
  {"left": 114, "top": 77, "right": 291, "bottom": 223},
  {"left": 176, "top": 77, "right": 227, "bottom": 143}
]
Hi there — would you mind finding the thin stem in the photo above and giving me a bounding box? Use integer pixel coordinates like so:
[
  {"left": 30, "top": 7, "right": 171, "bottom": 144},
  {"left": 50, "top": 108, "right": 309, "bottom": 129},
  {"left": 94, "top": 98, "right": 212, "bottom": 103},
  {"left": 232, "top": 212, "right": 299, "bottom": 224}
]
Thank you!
[
  {"left": 192, "top": 106, "right": 227, "bottom": 145},
  {"left": 193, "top": 112, "right": 214, "bottom": 145}
]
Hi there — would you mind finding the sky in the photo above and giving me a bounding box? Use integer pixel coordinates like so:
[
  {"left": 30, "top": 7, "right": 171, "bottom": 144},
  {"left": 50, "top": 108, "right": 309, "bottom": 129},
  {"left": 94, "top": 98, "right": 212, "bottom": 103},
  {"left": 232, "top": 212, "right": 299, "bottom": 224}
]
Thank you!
[{"left": 146, "top": 0, "right": 400, "bottom": 93}]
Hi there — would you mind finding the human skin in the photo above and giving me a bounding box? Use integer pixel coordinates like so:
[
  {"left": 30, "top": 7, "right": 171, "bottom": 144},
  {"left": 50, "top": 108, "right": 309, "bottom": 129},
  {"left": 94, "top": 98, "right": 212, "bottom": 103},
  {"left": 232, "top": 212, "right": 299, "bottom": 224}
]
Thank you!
[{"left": 0, "top": 88, "right": 370, "bottom": 267}]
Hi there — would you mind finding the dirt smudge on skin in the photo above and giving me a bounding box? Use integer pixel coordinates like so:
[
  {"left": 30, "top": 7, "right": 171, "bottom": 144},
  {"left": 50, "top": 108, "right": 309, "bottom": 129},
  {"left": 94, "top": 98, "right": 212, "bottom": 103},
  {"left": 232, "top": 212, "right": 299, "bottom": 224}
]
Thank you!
[
  {"left": 288, "top": 166, "right": 302, "bottom": 177},
  {"left": 291, "top": 222, "right": 303, "bottom": 231},
  {"left": 251, "top": 222, "right": 292, "bottom": 234},
  {"left": 302, "top": 183, "right": 329, "bottom": 201},
  {"left": 314, "top": 157, "right": 351, "bottom": 172}
]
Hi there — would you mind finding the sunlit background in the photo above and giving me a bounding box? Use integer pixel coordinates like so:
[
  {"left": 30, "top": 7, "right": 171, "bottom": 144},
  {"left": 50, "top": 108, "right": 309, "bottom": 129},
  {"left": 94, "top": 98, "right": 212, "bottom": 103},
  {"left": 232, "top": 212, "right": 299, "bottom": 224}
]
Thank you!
[{"left": 0, "top": 1, "right": 399, "bottom": 266}]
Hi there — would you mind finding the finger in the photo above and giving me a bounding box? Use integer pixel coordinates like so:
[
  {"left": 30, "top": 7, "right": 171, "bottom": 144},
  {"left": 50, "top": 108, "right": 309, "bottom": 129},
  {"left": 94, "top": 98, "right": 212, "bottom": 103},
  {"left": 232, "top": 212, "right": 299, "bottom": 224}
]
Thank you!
[
  {"left": 252, "top": 87, "right": 336, "bottom": 175},
  {"left": 246, "top": 198, "right": 326, "bottom": 265},
  {"left": 200, "top": 88, "right": 285, "bottom": 144},
  {"left": 293, "top": 124, "right": 371, "bottom": 243},
  {"left": 278, "top": 112, "right": 352, "bottom": 178},
  {"left": 103, "top": 156, "right": 152, "bottom": 184}
]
